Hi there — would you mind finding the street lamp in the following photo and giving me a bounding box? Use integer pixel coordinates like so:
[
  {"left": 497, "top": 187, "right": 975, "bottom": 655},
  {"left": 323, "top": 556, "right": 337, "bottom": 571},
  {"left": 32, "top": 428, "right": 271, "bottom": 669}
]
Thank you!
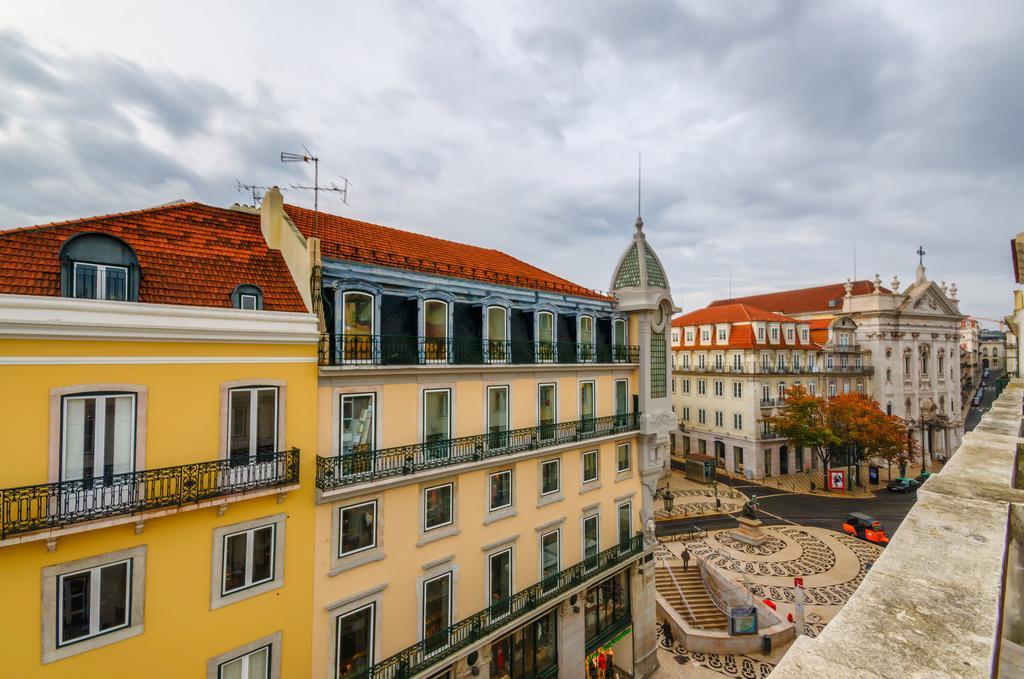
[{"left": 662, "top": 487, "right": 674, "bottom": 513}]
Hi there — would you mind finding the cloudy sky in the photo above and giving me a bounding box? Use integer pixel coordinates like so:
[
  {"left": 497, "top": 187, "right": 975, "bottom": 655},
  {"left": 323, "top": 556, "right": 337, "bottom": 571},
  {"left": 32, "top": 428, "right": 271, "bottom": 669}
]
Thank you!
[{"left": 1, "top": 1, "right": 1020, "bottom": 324}]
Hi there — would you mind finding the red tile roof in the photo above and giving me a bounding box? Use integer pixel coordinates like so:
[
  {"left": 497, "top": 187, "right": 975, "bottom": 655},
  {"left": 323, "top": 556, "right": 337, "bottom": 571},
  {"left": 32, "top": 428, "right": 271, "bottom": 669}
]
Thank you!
[
  {"left": 0, "top": 203, "right": 308, "bottom": 312},
  {"left": 672, "top": 303, "right": 799, "bottom": 326},
  {"left": 709, "top": 281, "right": 888, "bottom": 315},
  {"left": 285, "top": 204, "right": 611, "bottom": 301},
  {"left": 670, "top": 303, "right": 819, "bottom": 350}
]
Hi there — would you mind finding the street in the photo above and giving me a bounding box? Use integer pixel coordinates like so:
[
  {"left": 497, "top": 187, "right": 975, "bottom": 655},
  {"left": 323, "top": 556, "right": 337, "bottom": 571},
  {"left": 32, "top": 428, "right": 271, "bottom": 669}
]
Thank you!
[
  {"left": 658, "top": 481, "right": 921, "bottom": 537},
  {"left": 965, "top": 370, "right": 1003, "bottom": 431}
]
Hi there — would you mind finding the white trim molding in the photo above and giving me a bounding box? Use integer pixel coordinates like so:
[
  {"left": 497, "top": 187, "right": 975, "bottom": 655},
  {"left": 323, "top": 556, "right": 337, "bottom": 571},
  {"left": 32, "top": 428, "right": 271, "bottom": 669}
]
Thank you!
[{"left": 0, "top": 293, "right": 320, "bottom": 344}]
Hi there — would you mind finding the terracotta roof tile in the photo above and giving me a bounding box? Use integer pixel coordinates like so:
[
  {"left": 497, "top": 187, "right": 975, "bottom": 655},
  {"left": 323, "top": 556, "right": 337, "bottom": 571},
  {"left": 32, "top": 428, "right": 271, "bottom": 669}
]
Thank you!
[
  {"left": 0, "top": 203, "right": 308, "bottom": 312},
  {"left": 709, "top": 281, "right": 888, "bottom": 314},
  {"left": 670, "top": 303, "right": 820, "bottom": 350},
  {"left": 285, "top": 204, "right": 610, "bottom": 302}
]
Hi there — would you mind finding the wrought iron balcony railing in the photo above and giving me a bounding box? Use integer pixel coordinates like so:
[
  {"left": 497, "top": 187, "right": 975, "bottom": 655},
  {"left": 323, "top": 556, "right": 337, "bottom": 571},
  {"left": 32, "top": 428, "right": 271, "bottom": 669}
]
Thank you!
[
  {"left": 0, "top": 449, "right": 300, "bottom": 539},
  {"left": 317, "top": 413, "right": 639, "bottom": 491},
  {"left": 360, "top": 533, "right": 645, "bottom": 679},
  {"left": 318, "top": 334, "right": 639, "bottom": 367}
]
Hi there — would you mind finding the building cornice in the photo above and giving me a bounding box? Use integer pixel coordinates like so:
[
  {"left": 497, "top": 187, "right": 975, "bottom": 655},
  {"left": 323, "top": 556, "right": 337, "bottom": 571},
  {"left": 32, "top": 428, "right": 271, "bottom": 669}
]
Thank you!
[{"left": 0, "top": 294, "right": 320, "bottom": 344}]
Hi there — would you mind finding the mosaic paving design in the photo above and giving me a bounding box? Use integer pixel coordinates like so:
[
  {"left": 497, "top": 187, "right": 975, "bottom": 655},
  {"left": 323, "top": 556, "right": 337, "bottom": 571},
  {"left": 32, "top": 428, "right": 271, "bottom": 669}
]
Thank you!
[
  {"left": 658, "top": 626, "right": 774, "bottom": 679},
  {"left": 688, "top": 528, "right": 837, "bottom": 577},
  {"left": 712, "top": 531, "right": 788, "bottom": 556}
]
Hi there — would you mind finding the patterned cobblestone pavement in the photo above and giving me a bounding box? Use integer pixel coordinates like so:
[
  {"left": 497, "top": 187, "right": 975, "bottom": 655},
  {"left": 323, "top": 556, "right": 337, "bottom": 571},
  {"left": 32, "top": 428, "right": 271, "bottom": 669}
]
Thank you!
[{"left": 656, "top": 525, "right": 883, "bottom": 678}]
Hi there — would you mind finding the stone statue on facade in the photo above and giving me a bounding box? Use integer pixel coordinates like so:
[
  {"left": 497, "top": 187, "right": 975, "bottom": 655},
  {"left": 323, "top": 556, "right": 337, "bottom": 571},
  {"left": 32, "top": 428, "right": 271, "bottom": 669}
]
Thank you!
[{"left": 741, "top": 495, "right": 760, "bottom": 519}]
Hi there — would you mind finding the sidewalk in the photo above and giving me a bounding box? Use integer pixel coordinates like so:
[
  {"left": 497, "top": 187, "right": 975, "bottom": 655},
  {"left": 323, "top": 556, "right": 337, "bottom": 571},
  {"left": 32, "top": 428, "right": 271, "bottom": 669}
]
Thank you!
[
  {"left": 652, "top": 474, "right": 747, "bottom": 521},
  {"left": 715, "top": 458, "right": 945, "bottom": 499}
]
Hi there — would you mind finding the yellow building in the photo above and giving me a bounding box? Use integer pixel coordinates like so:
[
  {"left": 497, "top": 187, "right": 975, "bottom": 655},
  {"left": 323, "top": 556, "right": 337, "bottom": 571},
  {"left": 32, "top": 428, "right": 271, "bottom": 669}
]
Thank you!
[
  {"left": 0, "top": 203, "right": 321, "bottom": 677},
  {"left": 285, "top": 195, "right": 677, "bottom": 679},
  {"left": 0, "top": 192, "right": 677, "bottom": 679}
]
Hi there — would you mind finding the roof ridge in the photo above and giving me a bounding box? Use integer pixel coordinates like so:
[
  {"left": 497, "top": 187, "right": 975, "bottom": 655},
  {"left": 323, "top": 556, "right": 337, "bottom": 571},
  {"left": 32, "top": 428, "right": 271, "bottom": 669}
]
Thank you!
[{"left": 0, "top": 201, "right": 215, "bottom": 236}]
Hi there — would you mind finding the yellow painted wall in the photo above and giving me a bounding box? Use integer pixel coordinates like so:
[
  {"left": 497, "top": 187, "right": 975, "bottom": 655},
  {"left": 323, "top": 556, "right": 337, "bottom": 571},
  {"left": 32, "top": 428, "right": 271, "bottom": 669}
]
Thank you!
[
  {"left": 0, "top": 338, "right": 319, "bottom": 678},
  {"left": 310, "top": 368, "right": 643, "bottom": 676}
]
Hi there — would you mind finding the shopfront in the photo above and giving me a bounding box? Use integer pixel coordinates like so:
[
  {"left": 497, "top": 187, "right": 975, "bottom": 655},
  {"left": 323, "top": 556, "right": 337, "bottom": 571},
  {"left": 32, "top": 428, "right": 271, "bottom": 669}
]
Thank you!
[
  {"left": 490, "top": 608, "right": 558, "bottom": 679},
  {"left": 584, "top": 570, "right": 633, "bottom": 678}
]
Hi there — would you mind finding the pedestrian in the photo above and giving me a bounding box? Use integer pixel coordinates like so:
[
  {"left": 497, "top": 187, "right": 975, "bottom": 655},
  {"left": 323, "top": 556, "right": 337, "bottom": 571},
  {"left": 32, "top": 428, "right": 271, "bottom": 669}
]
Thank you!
[
  {"left": 681, "top": 546, "right": 691, "bottom": 572},
  {"left": 597, "top": 649, "right": 607, "bottom": 679},
  {"left": 661, "top": 619, "right": 675, "bottom": 648},
  {"left": 606, "top": 647, "right": 615, "bottom": 675}
]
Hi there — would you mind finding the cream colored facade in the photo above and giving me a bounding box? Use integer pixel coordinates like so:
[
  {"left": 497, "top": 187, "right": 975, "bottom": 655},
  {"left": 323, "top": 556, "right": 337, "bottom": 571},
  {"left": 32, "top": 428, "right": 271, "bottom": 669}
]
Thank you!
[{"left": 670, "top": 312, "right": 871, "bottom": 479}]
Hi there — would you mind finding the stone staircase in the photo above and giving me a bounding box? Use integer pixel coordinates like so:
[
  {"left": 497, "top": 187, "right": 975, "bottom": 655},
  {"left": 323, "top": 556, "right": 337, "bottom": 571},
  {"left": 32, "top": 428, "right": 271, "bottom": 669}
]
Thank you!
[{"left": 655, "top": 563, "right": 728, "bottom": 631}]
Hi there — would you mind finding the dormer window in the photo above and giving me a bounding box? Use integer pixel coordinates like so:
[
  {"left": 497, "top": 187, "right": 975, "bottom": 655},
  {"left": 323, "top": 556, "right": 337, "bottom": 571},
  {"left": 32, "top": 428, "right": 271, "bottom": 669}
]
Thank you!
[
  {"left": 700, "top": 329, "right": 711, "bottom": 343},
  {"left": 60, "top": 233, "right": 140, "bottom": 302},
  {"left": 232, "top": 285, "right": 264, "bottom": 311},
  {"left": 785, "top": 328, "right": 794, "bottom": 342},
  {"left": 770, "top": 327, "right": 779, "bottom": 342},
  {"left": 685, "top": 329, "right": 695, "bottom": 344},
  {"left": 757, "top": 326, "right": 765, "bottom": 342},
  {"left": 717, "top": 328, "right": 727, "bottom": 341}
]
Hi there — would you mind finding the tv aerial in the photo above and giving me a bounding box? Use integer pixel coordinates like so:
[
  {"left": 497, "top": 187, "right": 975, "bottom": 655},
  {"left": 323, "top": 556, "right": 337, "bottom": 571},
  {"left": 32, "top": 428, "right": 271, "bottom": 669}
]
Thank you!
[
  {"left": 235, "top": 179, "right": 285, "bottom": 208},
  {"left": 281, "top": 145, "right": 352, "bottom": 240}
]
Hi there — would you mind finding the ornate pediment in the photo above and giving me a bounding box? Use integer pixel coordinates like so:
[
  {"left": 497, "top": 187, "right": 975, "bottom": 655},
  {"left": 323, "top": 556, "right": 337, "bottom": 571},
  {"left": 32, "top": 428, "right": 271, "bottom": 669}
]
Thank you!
[{"left": 902, "top": 282, "right": 960, "bottom": 317}]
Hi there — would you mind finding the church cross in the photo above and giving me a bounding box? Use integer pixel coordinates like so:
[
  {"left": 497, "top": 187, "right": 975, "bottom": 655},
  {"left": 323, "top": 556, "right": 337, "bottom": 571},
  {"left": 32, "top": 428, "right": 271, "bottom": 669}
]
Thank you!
[{"left": 916, "top": 245, "right": 926, "bottom": 266}]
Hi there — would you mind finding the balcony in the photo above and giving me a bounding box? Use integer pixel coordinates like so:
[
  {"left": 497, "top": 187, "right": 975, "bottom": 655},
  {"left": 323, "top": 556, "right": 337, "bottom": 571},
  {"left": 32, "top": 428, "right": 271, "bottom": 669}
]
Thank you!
[
  {"left": 0, "top": 449, "right": 300, "bottom": 539},
  {"left": 318, "top": 334, "right": 639, "bottom": 367},
  {"left": 756, "top": 428, "right": 783, "bottom": 440},
  {"left": 365, "top": 533, "right": 645, "bottom": 679},
  {"left": 317, "top": 414, "right": 639, "bottom": 491},
  {"left": 677, "top": 364, "right": 872, "bottom": 376},
  {"left": 760, "top": 398, "right": 785, "bottom": 408}
]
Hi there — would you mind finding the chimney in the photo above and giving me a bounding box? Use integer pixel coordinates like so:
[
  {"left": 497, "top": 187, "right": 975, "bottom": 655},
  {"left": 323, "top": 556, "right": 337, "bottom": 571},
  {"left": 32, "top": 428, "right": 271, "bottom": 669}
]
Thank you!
[{"left": 260, "top": 186, "right": 284, "bottom": 250}]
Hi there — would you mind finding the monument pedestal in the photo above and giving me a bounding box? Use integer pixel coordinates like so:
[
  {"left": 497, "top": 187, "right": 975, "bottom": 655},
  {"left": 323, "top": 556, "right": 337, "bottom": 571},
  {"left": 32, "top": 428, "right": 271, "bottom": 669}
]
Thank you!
[{"left": 733, "top": 516, "right": 769, "bottom": 546}]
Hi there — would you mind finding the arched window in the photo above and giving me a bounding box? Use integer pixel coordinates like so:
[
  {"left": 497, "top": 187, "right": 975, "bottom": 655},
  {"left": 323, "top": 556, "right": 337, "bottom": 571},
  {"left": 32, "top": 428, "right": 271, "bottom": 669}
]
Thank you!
[
  {"left": 613, "top": 318, "right": 627, "bottom": 347},
  {"left": 342, "top": 291, "right": 375, "bottom": 362},
  {"left": 920, "top": 345, "right": 930, "bottom": 376},
  {"left": 231, "top": 284, "right": 263, "bottom": 310},
  {"left": 903, "top": 348, "right": 912, "bottom": 377},
  {"left": 59, "top": 233, "right": 140, "bottom": 301}
]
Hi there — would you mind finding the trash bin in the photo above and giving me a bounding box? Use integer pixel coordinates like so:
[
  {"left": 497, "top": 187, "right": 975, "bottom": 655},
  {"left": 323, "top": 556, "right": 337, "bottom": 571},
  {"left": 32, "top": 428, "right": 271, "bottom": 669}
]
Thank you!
[{"left": 762, "top": 635, "right": 772, "bottom": 654}]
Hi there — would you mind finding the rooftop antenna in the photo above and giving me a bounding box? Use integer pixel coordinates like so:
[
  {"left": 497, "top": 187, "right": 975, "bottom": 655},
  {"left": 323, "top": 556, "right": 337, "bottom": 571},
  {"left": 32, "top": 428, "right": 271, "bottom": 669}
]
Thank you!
[
  {"left": 280, "top": 146, "right": 352, "bottom": 240},
  {"left": 235, "top": 179, "right": 283, "bottom": 208}
]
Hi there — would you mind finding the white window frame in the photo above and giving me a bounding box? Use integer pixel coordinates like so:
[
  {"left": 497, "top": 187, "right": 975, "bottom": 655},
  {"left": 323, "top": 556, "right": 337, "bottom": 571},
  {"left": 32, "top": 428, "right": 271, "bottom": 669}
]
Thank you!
[
  {"left": 697, "top": 379, "right": 706, "bottom": 395},
  {"left": 423, "top": 482, "right": 454, "bottom": 532},
  {"left": 339, "top": 500, "right": 378, "bottom": 558},
  {"left": 616, "top": 442, "right": 631, "bottom": 473},
  {"left": 733, "top": 381, "right": 742, "bottom": 398},
  {"left": 578, "top": 380, "right": 596, "bottom": 421},
  {"left": 60, "top": 392, "right": 137, "bottom": 482},
  {"left": 72, "top": 261, "right": 129, "bottom": 300},
  {"left": 617, "top": 501, "right": 633, "bottom": 547},
  {"left": 714, "top": 380, "right": 723, "bottom": 397},
  {"left": 488, "top": 547, "right": 513, "bottom": 610},
  {"left": 335, "top": 603, "right": 375, "bottom": 679},
  {"left": 581, "top": 449, "right": 599, "bottom": 484},
  {"left": 582, "top": 513, "right": 600, "bottom": 565},
  {"left": 613, "top": 318, "right": 628, "bottom": 345},
  {"left": 540, "top": 459, "right": 560, "bottom": 496},
  {"left": 421, "top": 571, "right": 454, "bottom": 646},
  {"left": 422, "top": 388, "right": 452, "bottom": 446},
  {"left": 715, "top": 411, "right": 723, "bottom": 427},
  {"left": 207, "top": 632, "right": 282, "bottom": 679},
  {"left": 540, "top": 529, "right": 560, "bottom": 585},
  {"left": 211, "top": 513, "right": 286, "bottom": 610},
  {"left": 682, "top": 379, "right": 690, "bottom": 394},
  {"left": 698, "top": 409, "right": 706, "bottom": 424},
  {"left": 339, "top": 392, "right": 376, "bottom": 459},
  {"left": 228, "top": 386, "right": 279, "bottom": 458},
  {"left": 56, "top": 559, "right": 132, "bottom": 647},
  {"left": 239, "top": 293, "right": 259, "bottom": 311},
  {"left": 488, "top": 470, "right": 513, "bottom": 511},
  {"left": 43, "top": 546, "right": 146, "bottom": 664},
  {"left": 734, "top": 413, "right": 742, "bottom": 430},
  {"left": 217, "top": 644, "right": 271, "bottom": 679},
  {"left": 221, "top": 524, "right": 277, "bottom": 596}
]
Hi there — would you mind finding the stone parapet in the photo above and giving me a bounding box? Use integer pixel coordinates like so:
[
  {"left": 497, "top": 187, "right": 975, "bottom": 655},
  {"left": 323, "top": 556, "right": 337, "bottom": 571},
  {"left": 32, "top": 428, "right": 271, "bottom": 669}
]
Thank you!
[{"left": 771, "top": 382, "right": 1024, "bottom": 678}]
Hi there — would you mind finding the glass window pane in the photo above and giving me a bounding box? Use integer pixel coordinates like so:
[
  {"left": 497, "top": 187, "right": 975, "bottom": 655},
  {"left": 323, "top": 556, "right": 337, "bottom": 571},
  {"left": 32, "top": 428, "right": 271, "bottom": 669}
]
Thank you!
[
  {"left": 615, "top": 381, "right": 628, "bottom": 415},
  {"left": 60, "top": 572, "right": 91, "bottom": 643},
  {"left": 423, "top": 574, "right": 451, "bottom": 641},
  {"left": 224, "top": 532, "right": 248, "bottom": 592},
  {"left": 580, "top": 317, "right": 593, "bottom": 344},
  {"left": 538, "top": 312, "right": 553, "bottom": 343},
  {"left": 424, "top": 391, "right": 450, "bottom": 443},
  {"left": 613, "top": 319, "right": 626, "bottom": 346},
  {"left": 229, "top": 390, "right": 251, "bottom": 461},
  {"left": 74, "top": 263, "right": 98, "bottom": 299},
  {"left": 63, "top": 397, "right": 95, "bottom": 482},
  {"left": 489, "top": 472, "right": 511, "bottom": 510},
  {"left": 219, "top": 656, "right": 244, "bottom": 679},
  {"left": 424, "top": 301, "right": 448, "bottom": 338},
  {"left": 98, "top": 562, "right": 129, "bottom": 632},
  {"left": 541, "top": 460, "right": 559, "bottom": 494},
  {"left": 538, "top": 384, "right": 555, "bottom": 441},
  {"left": 105, "top": 267, "right": 127, "bottom": 301},
  {"left": 425, "top": 485, "right": 452, "bottom": 530},
  {"left": 583, "top": 451, "right": 598, "bottom": 482},
  {"left": 246, "top": 647, "right": 269, "bottom": 679},
  {"left": 104, "top": 395, "right": 134, "bottom": 477},
  {"left": 580, "top": 383, "right": 594, "bottom": 420},
  {"left": 344, "top": 293, "right": 374, "bottom": 336},
  {"left": 584, "top": 517, "right": 599, "bottom": 561},
  {"left": 341, "top": 502, "right": 376, "bottom": 555},
  {"left": 618, "top": 504, "right": 631, "bottom": 545},
  {"left": 251, "top": 526, "right": 274, "bottom": 584},
  {"left": 336, "top": 605, "right": 373, "bottom": 679},
  {"left": 341, "top": 395, "right": 374, "bottom": 454},
  {"left": 542, "top": 532, "right": 559, "bottom": 579},
  {"left": 489, "top": 550, "right": 511, "bottom": 607},
  {"left": 488, "top": 307, "right": 507, "bottom": 342},
  {"left": 255, "top": 389, "right": 277, "bottom": 455}
]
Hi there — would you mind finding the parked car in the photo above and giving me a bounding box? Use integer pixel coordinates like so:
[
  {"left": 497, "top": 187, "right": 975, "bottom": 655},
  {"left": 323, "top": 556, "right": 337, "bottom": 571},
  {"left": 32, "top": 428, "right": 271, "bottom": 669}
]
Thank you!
[
  {"left": 984, "top": 369, "right": 991, "bottom": 378},
  {"left": 887, "top": 477, "right": 919, "bottom": 493},
  {"left": 915, "top": 471, "right": 933, "bottom": 486},
  {"left": 842, "top": 512, "right": 890, "bottom": 545},
  {"left": 972, "top": 395, "right": 982, "bottom": 407}
]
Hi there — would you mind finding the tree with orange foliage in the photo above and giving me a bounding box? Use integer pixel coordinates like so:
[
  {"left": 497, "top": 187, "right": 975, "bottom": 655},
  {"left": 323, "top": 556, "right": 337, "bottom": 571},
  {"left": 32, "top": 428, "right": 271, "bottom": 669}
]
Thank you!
[{"left": 765, "top": 386, "right": 838, "bottom": 491}]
